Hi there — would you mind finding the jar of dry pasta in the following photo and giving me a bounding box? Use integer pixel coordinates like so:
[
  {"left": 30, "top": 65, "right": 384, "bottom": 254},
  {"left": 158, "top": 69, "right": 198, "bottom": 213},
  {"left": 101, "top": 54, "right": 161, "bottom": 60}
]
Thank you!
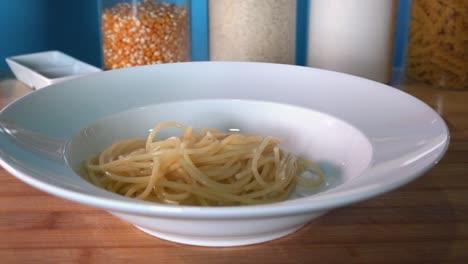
[
  {"left": 209, "top": 0, "right": 297, "bottom": 64},
  {"left": 100, "top": 0, "right": 191, "bottom": 70},
  {"left": 406, "top": 0, "right": 468, "bottom": 89}
]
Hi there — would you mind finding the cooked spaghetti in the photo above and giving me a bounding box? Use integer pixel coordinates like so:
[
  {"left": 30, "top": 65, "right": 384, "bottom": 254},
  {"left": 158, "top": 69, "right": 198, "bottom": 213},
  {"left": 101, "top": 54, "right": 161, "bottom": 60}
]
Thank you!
[{"left": 83, "top": 121, "right": 324, "bottom": 206}]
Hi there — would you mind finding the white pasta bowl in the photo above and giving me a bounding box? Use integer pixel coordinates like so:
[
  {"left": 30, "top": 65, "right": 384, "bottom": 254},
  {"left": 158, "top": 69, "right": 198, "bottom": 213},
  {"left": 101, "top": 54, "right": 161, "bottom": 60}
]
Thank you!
[{"left": 0, "top": 62, "right": 449, "bottom": 246}]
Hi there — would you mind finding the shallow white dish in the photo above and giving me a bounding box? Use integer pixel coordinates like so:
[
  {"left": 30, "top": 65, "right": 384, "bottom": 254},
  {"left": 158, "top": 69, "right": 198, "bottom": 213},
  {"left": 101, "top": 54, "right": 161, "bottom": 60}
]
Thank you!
[
  {"left": 6, "top": 50, "right": 102, "bottom": 89},
  {"left": 0, "top": 62, "right": 449, "bottom": 246}
]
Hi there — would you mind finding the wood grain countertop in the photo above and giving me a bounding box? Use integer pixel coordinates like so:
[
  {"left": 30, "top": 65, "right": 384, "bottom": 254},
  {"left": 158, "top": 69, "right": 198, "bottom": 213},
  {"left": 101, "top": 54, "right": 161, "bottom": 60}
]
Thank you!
[{"left": 1, "top": 73, "right": 467, "bottom": 263}]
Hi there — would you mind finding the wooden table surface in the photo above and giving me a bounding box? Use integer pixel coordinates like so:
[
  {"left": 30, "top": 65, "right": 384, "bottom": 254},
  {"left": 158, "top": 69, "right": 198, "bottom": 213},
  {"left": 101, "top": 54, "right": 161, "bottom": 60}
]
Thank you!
[{"left": 1, "top": 74, "right": 467, "bottom": 264}]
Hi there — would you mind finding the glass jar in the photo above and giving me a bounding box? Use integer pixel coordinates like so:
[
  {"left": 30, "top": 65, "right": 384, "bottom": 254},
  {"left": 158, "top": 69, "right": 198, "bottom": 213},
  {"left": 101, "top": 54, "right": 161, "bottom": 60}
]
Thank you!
[
  {"left": 406, "top": 0, "right": 468, "bottom": 90},
  {"left": 100, "top": 0, "right": 191, "bottom": 70},
  {"left": 209, "top": 0, "right": 297, "bottom": 64}
]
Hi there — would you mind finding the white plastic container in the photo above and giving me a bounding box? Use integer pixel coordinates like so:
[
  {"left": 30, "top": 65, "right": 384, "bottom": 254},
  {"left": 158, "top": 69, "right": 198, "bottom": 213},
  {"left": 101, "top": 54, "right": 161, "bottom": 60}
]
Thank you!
[
  {"left": 6, "top": 51, "right": 101, "bottom": 89},
  {"left": 307, "top": 0, "right": 397, "bottom": 83}
]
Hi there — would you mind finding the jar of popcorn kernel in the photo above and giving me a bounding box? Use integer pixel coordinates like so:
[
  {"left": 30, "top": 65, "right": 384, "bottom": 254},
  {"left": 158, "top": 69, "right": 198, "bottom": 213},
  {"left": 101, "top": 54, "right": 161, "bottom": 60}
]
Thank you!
[{"left": 100, "top": 0, "right": 191, "bottom": 70}]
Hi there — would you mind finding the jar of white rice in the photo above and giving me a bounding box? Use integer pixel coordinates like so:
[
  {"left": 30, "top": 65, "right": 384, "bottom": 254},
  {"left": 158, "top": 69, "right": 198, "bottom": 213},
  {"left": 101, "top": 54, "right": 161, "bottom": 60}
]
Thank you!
[{"left": 209, "top": 0, "right": 297, "bottom": 64}]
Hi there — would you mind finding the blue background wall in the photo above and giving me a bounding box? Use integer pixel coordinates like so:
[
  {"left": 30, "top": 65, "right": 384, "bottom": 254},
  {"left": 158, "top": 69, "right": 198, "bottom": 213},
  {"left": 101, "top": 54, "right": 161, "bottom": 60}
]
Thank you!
[{"left": 0, "top": 0, "right": 411, "bottom": 71}]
